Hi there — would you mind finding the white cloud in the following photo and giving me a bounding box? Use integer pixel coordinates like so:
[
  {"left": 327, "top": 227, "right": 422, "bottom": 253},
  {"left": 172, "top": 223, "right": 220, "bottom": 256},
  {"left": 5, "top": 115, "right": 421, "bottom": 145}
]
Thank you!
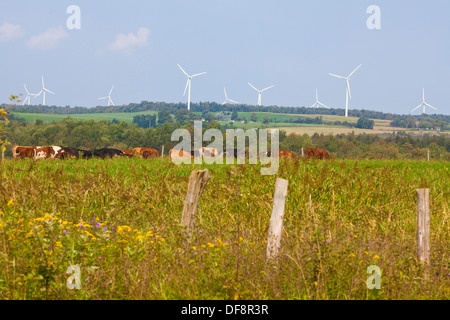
[
  {"left": 26, "top": 25, "right": 68, "bottom": 50},
  {"left": 109, "top": 27, "right": 150, "bottom": 52},
  {"left": 0, "top": 22, "right": 25, "bottom": 42}
]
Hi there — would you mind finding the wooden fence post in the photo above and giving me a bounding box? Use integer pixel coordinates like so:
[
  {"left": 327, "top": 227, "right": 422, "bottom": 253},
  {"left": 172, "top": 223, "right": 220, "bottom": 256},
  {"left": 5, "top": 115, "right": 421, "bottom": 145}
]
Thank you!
[
  {"left": 181, "top": 169, "right": 211, "bottom": 237},
  {"left": 416, "top": 188, "right": 430, "bottom": 264},
  {"left": 161, "top": 145, "right": 165, "bottom": 158},
  {"left": 301, "top": 148, "right": 304, "bottom": 157},
  {"left": 266, "top": 178, "right": 289, "bottom": 261},
  {"left": 427, "top": 149, "right": 430, "bottom": 162}
]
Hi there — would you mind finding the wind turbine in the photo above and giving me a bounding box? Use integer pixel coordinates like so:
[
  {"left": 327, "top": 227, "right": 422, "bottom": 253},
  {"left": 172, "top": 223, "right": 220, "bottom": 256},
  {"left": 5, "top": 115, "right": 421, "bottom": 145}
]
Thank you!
[
  {"left": 410, "top": 88, "right": 438, "bottom": 114},
  {"left": 329, "top": 64, "right": 361, "bottom": 117},
  {"left": 222, "top": 87, "right": 239, "bottom": 105},
  {"left": 98, "top": 86, "right": 115, "bottom": 106},
  {"left": 23, "top": 84, "right": 37, "bottom": 105},
  {"left": 310, "top": 89, "right": 329, "bottom": 109},
  {"left": 177, "top": 64, "right": 207, "bottom": 111},
  {"left": 248, "top": 83, "right": 274, "bottom": 106},
  {"left": 35, "top": 75, "right": 55, "bottom": 106}
]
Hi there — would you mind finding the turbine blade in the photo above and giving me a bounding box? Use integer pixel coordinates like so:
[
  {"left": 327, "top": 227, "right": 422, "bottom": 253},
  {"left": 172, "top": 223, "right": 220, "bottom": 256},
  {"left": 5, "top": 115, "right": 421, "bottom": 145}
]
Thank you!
[
  {"left": 229, "top": 99, "right": 239, "bottom": 104},
  {"left": 183, "top": 79, "right": 189, "bottom": 96},
  {"left": 45, "top": 89, "right": 55, "bottom": 95},
  {"left": 319, "top": 102, "right": 329, "bottom": 109},
  {"left": 248, "top": 83, "right": 259, "bottom": 91},
  {"left": 224, "top": 88, "right": 227, "bottom": 99},
  {"left": 261, "top": 85, "right": 274, "bottom": 92},
  {"left": 410, "top": 104, "right": 422, "bottom": 113},
  {"left": 24, "top": 84, "right": 30, "bottom": 94},
  {"left": 177, "top": 64, "right": 189, "bottom": 77},
  {"left": 347, "top": 80, "right": 352, "bottom": 100},
  {"left": 191, "top": 72, "right": 206, "bottom": 78},
  {"left": 329, "top": 73, "right": 345, "bottom": 79},
  {"left": 425, "top": 103, "right": 438, "bottom": 110},
  {"left": 109, "top": 86, "right": 114, "bottom": 96},
  {"left": 348, "top": 64, "right": 362, "bottom": 78},
  {"left": 42, "top": 75, "right": 45, "bottom": 88}
]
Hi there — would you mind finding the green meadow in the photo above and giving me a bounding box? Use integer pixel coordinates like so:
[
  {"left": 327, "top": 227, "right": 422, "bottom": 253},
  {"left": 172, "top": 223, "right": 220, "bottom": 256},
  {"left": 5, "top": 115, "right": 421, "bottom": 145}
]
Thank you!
[{"left": 0, "top": 157, "right": 448, "bottom": 300}]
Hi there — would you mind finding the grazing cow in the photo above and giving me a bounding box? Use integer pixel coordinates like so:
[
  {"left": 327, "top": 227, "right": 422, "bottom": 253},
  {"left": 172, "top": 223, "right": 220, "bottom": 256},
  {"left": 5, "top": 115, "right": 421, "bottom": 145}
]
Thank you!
[
  {"left": 120, "top": 149, "right": 133, "bottom": 156},
  {"left": 55, "top": 147, "right": 80, "bottom": 159},
  {"left": 169, "top": 149, "right": 193, "bottom": 160},
  {"left": 93, "top": 148, "right": 126, "bottom": 159},
  {"left": 304, "top": 148, "right": 330, "bottom": 160},
  {"left": 225, "top": 148, "right": 248, "bottom": 159},
  {"left": 132, "top": 147, "right": 160, "bottom": 158},
  {"left": 199, "top": 147, "right": 219, "bottom": 158},
  {"left": 277, "top": 150, "right": 296, "bottom": 159},
  {"left": 34, "top": 146, "right": 56, "bottom": 160},
  {"left": 12, "top": 145, "right": 36, "bottom": 159},
  {"left": 77, "top": 149, "right": 93, "bottom": 159}
]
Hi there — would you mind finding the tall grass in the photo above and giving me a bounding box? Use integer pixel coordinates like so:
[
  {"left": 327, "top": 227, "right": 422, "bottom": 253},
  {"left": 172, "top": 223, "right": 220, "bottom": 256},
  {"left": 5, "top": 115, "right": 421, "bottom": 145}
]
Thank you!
[{"left": 0, "top": 158, "right": 448, "bottom": 299}]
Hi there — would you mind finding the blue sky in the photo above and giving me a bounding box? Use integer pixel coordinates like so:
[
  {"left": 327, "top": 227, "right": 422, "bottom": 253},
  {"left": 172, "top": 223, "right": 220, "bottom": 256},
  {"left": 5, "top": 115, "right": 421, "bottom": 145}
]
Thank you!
[{"left": 0, "top": 0, "right": 449, "bottom": 115}]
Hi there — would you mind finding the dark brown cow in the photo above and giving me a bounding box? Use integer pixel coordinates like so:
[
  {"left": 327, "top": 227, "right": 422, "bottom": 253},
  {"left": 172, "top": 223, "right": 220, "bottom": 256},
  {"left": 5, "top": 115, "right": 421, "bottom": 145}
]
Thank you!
[
  {"left": 54, "top": 147, "right": 80, "bottom": 159},
  {"left": 304, "top": 148, "right": 330, "bottom": 160},
  {"left": 13, "top": 145, "right": 36, "bottom": 159}
]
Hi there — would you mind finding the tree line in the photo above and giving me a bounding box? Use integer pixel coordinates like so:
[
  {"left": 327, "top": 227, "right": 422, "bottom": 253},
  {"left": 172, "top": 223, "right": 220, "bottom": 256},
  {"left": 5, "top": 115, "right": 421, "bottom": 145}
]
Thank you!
[
  {"left": 6, "top": 101, "right": 449, "bottom": 128},
  {"left": 2, "top": 117, "right": 448, "bottom": 161}
]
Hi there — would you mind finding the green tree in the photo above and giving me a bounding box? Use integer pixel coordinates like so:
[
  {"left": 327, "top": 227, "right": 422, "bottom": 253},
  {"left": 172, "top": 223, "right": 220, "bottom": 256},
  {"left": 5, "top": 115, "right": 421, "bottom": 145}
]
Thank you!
[
  {"left": 157, "top": 111, "right": 173, "bottom": 125},
  {"left": 356, "top": 117, "right": 374, "bottom": 129},
  {"left": 251, "top": 113, "right": 258, "bottom": 122}
]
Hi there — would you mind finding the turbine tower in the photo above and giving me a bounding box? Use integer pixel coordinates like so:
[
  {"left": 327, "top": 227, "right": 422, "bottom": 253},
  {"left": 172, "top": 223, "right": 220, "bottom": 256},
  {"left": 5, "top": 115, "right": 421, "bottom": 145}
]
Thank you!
[
  {"left": 329, "top": 64, "right": 361, "bottom": 117},
  {"left": 98, "top": 86, "right": 115, "bottom": 106},
  {"left": 310, "top": 89, "right": 329, "bottom": 109},
  {"left": 223, "top": 87, "right": 239, "bottom": 105},
  {"left": 410, "top": 88, "right": 438, "bottom": 114},
  {"left": 23, "top": 84, "right": 37, "bottom": 105},
  {"left": 35, "top": 75, "right": 55, "bottom": 106},
  {"left": 248, "top": 83, "right": 274, "bottom": 106},
  {"left": 177, "top": 64, "right": 206, "bottom": 111}
]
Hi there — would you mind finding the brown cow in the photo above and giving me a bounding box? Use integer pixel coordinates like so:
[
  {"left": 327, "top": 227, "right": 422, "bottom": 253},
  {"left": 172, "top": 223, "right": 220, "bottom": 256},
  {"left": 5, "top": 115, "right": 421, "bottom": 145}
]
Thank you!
[
  {"left": 277, "top": 150, "right": 296, "bottom": 159},
  {"left": 34, "top": 146, "right": 56, "bottom": 160},
  {"left": 132, "top": 147, "right": 160, "bottom": 158},
  {"left": 304, "top": 148, "right": 330, "bottom": 160},
  {"left": 121, "top": 149, "right": 133, "bottom": 156},
  {"left": 13, "top": 145, "right": 36, "bottom": 159}
]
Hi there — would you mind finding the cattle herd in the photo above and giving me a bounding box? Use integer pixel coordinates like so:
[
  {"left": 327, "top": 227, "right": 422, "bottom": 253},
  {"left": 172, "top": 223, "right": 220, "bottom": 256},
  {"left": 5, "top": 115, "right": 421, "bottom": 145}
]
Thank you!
[{"left": 12, "top": 145, "right": 330, "bottom": 161}]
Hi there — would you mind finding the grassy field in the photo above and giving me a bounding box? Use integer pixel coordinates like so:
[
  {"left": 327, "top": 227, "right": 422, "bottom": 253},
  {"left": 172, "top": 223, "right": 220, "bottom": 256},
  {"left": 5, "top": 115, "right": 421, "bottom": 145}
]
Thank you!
[
  {"left": 11, "top": 110, "right": 428, "bottom": 136},
  {"left": 0, "top": 157, "right": 448, "bottom": 300},
  {"left": 11, "top": 111, "right": 158, "bottom": 124}
]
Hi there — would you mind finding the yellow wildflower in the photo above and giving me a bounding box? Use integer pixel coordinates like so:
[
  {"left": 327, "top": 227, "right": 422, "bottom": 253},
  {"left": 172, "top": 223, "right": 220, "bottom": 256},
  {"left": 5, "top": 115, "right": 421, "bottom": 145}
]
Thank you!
[
  {"left": 348, "top": 253, "right": 356, "bottom": 258},
  {"left": 373, "top": 255, "right": 380, "bottom": 260},
  {"left": 7, "top": 199, "right": 14, "bottom": 207}
]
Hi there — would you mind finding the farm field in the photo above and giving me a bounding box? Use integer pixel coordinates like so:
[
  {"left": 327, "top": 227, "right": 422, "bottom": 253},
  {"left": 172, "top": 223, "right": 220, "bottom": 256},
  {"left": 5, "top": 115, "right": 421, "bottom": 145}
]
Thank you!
[
  {"left": 0, "top": 157, "right": 448, "bottom": 300},
  {"left": 11, "top": 111, "right": 159, "bottom": 124}
]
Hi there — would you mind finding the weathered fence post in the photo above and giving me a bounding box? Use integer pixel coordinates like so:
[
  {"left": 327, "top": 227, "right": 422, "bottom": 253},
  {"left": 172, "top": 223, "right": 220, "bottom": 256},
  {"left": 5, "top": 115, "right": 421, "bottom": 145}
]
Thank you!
[
  {"left": 427, "top": 149, "right": 430, "bottom": 162},
  {"left": 266, "top": 178, "right": 289, "bottom": 261},
  {"left": 161, "top": 145, "right": 165, "bottom": 158},
  {"left": 301, "top": 148, "right": 304, "bottom": 157},
  {"left": 181, "top": 169, "right": 211, "bottom": 237},
  {"left": 416, "top": 188, "right": 430, "bottom": 264}
]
